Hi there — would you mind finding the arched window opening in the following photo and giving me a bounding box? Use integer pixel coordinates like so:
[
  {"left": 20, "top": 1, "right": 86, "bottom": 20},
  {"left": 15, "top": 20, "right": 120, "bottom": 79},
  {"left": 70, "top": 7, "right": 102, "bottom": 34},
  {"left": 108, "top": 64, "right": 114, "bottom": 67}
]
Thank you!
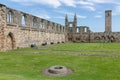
[
  {"left": 46, "top": 22, "right": 49, "bottom": 29},
  {"left": 70, "top": 27, "right": 72, "bottom": 32},
  {"left": 76, "top": 28, "right": 79, "bottom": 33},
  {"left": 7, "top": 12, "right": 12, "bottom": 23},
  {"left": 32, "top": 19, "right": 35, "bottom": 26},
  {"left": 52, "top": 24, "right": 55, "bottom": 30},
  {"left": 40, "top": 20, "right": 44, "bottom": 29},
  {"left": 42, "top": 23, "right": 45, "bottom": 29},
  {"left": 39, "top": 22, "right": 42, "bottom": 28},
  {"left": 21, "top": 15, "right": 26, "bottom": 25},
  {"left": 6, "top": 32, "right": 16, "bottom": 50},
  {"left": 32, "top": 18, "right": 37, "bottom": 27},
  {"left": 52, "top": 24, "right": 54, "bottom": 30},
  {"left": 69, "top": 24, "right": 72, "bottom": 27},
  {"left": 84, "top": 28, "right": 87, "bottom": 32},
  {"left": 56, "top": 25, "right": 58, "bottom": 31},
  {"left": 60, "top": 26, "right": 62, "bottom": 32},
  {"left": 47, "top": 22, "right": 50, "bottom": 29}
]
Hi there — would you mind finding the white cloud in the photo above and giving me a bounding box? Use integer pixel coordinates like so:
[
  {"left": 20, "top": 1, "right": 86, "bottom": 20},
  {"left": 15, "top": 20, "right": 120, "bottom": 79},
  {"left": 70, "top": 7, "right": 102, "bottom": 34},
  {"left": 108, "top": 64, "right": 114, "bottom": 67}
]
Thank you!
[
  {"left": 81, "top": 5, "right": 96, "bottom": 11},
  {"left": 9, "top": 0, "right": 120, "bottom": 12},
  {"left": 77, "top": 0, "right": 96, "bottom": 11},
  {"left": 78, "top": 1, "right": 94, "bottom": 6},
  {"left": 38, "top": 14, "right": 51, "bottom": 19},
  {"left": 60, "top": 0, "right": 76, "bottom": 7},
  {"left": 87, "top": 0, "right": 120, "bottom": 5},
  {"left": 94, "top": 15, "right": 102, "bottom": 18},
  {"left": 29, "top": 8, "right": 51, "bottom": 19},
  {"left": 87, "top": 0, "right": 115, "bottom": 3},
  {"left": 11, "top": 0, "right": 77, "bottom": 8},
  {"left": 39, "top": 0, "right": 61, "bottom": 8},
  {"left": 77, "top": 0, "right": 120, "bottom": 11},
  {"left": 11, "top": 0, "right": 61, "bottom": 8}
]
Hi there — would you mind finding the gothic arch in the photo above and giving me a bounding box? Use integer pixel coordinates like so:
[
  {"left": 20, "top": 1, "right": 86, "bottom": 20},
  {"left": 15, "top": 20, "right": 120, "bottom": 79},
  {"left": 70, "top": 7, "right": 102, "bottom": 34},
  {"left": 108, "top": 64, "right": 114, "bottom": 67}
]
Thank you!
[
  {"left": 94, "top": 36, "right": 101, "bottom": 40},
  {"left": 110, "top": 36, "right": 115, "bottom": 42},
  {"left": 32, "top": 17, "right": 38, "bottom": 27},
  {"left": 21, "top": 14, "right": 27, "bottom": 25},
  {"left": 7, "top": 10, "right": 14, "bottom": 23},
  {"left": 101, "top": 36, "right": 105, "bottom": 40},
  {"left": 6, "top": 32, "right": 16, "bottom": 50}
]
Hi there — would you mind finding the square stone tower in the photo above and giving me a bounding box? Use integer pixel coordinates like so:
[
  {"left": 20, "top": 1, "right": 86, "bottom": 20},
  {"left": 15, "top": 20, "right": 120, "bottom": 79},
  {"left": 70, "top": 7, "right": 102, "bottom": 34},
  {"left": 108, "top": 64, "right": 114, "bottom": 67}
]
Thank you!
[{"left": 105, "top": 10, "right": 112, "bottom": 32}]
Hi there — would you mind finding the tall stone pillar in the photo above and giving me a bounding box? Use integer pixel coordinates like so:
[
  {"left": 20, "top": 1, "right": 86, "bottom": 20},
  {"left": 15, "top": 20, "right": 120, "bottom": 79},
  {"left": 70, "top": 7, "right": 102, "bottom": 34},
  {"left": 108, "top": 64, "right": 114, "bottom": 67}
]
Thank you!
[
  {"left": 65, "top": 14, "right": 69, "bottom": 32},
  {"left": 73, "top": 13, "right": 77, "bottom": 33},
  {"left": 105, "top": 10, "right": 112, "bottom": 32}
]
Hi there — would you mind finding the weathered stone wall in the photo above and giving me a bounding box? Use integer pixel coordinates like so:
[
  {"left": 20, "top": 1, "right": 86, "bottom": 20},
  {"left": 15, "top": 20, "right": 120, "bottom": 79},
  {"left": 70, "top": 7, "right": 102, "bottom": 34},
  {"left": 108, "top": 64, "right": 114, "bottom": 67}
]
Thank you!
[
  {"left": 4, "top": 25, "right": 65, "bottom": 50},
  {"left": 92, "top": 32, "right": 120, "bottom": 42},
  {"left": 67, "top": 26, "right": 90, "bottom": 42},
  {"left": 0, "top": 4, "right": 6, "bottom": 51},
  {"left": 0, "top": 4, "right": 66, "bottom": 51}
]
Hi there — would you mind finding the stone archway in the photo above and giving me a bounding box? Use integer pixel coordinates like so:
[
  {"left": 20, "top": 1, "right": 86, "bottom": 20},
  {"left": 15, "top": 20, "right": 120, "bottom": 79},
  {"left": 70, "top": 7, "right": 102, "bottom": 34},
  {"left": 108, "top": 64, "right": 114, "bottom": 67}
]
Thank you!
[
  {"left": 110, "top": 36, "right": 115, "bottom": 42},
  {"left": 6, "top": 32, "right": 16, "bottom": 50},
  {"left": 94, "top": 36, "right": 101, "bottom": 42}
]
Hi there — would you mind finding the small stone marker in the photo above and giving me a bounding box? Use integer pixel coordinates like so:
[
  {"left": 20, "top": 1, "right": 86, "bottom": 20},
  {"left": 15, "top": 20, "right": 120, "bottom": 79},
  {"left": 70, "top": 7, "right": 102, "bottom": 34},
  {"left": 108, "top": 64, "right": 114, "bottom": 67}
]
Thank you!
[{"left": 43, "top": 65, "right": 73, "bottom": 77}]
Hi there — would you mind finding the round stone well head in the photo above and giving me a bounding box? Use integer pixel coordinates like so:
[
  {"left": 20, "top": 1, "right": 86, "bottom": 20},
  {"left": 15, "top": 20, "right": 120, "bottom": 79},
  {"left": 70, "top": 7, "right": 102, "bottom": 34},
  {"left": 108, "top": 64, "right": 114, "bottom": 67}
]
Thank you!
[{"left": 43, "top": 65, "right": 73, "bottom": 77}]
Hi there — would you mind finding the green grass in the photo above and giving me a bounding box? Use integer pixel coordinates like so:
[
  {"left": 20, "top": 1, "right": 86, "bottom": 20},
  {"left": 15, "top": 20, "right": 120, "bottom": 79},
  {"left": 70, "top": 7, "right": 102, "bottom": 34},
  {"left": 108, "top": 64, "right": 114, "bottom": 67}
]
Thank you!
[{"left": 0, "top": 43, "right": 120, "bottom": 80}]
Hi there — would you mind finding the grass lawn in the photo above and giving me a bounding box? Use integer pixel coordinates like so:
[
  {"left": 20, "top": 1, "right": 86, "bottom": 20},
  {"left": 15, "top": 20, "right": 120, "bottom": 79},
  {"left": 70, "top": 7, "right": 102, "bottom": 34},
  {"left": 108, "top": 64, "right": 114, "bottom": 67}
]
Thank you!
[{"left": 0, "top": 43, "right": 120, "bottom": 80}]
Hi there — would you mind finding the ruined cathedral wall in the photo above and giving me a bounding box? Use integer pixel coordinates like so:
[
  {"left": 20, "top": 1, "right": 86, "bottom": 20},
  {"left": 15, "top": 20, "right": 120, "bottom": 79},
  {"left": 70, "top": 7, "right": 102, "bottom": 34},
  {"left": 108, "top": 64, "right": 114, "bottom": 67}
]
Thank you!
[
  {"left": 92, "top": 32, "right": 120, "bottom": 42},
  {"left": 0, "top": 4, "right": 66, "bottom": 51},
  {"left": 110, "top": 32, "right": 120, "bottom": 42}
]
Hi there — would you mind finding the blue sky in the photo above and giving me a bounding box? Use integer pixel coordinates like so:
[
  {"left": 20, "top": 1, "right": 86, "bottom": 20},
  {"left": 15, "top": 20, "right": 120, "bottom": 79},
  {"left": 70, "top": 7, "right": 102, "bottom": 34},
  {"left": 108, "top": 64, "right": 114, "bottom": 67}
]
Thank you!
[{"left": 1, "top": 0, "right": 120, "bottom": 32}]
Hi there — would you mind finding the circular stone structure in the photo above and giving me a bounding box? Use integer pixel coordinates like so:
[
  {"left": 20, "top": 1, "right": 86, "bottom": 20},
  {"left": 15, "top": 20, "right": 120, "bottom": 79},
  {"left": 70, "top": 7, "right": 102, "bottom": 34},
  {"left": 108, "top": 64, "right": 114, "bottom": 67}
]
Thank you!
[{"left": 43, "top": 65, "right": 73, "bottom": 77}]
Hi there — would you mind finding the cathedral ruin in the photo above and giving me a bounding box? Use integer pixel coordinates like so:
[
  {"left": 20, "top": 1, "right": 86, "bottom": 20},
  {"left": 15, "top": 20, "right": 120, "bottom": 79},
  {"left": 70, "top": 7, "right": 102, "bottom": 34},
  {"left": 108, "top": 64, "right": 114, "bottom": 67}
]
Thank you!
[
  {"left": 0, "top": 4, "right": 120, "bottom": 51},
  {"left": 65, "top": 10, "right": 120, "bottom": 43}
]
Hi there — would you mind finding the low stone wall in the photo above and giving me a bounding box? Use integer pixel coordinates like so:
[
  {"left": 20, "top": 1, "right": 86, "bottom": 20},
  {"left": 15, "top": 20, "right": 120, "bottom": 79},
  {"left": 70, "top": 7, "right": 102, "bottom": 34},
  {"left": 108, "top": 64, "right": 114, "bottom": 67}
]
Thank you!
[{"left": 92, "top": 32, "right": 120, "bottom": 42}]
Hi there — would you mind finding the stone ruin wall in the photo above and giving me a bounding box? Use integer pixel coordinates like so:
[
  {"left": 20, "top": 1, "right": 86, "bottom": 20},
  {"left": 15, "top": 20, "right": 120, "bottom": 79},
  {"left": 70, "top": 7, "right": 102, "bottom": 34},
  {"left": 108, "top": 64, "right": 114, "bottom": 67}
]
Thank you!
[
  {"left": 0, "top": 4, "right": 6, "bottom": 51},
  {"left": 91, "top": 32, "right": 120, "bottom": 42},
  {"left": 67, "top": 25, "right": 120, "bottom": 43},
  {"left": 67, "top": 26, "right": 90, "bottom": 42},
  {"left": 0, "top": 4, "right": 66, "bottom": 51}
]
